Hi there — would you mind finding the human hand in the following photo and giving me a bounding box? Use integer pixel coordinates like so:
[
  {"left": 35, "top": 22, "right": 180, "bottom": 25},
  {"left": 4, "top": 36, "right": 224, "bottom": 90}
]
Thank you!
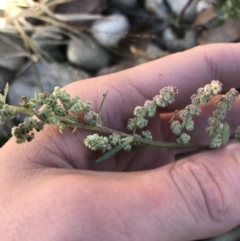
[{"left": 1, "top": 44, "right": 240, "bottom": 241}]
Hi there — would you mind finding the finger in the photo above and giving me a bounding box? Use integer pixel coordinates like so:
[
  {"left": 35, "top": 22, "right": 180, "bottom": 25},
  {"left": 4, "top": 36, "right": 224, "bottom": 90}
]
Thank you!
[{"left": 64, "top": 43, "right": 240, "bottom": 124}]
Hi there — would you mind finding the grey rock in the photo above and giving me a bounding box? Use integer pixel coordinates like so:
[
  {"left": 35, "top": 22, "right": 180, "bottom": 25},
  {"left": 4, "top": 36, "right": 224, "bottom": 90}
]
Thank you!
[
  {"left": 166, "top": 0, "right": 197, "bottom": 22},
  {"left": 67, "top": 36, "right": 109, "bottom": 71},
  {"left": 8, "top": 61, "right": 90, "bottom": 108},
  {"left": 0, "top": 34, "right": 26, "bottom": 71},
  {"left": 162, "top": 28, "right": 196, "bottom": 52},
  {"left": 145, "top": 0, "right": 168, "bottom": 20}
]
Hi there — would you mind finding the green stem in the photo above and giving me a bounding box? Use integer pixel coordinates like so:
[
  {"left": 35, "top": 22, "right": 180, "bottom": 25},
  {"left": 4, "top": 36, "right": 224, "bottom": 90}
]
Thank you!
[
  {"left": 11, "top": 105, "right": 210, "bottom": 151},
  {"left": 60, "top": 116, "right": 209, "bottom": 150}
]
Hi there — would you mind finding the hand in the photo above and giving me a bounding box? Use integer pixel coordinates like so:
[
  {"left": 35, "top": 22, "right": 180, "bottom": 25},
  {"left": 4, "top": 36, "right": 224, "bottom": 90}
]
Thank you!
[{"left": 1, "top": 44, "right": 240, "bottom": 241}]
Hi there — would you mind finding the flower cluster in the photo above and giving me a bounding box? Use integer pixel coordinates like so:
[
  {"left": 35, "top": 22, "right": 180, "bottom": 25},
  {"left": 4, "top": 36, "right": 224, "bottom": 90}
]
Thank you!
[
  {"left": 0, "top": 104, "right": 15, "bottom": 125},
  {"left": 0, "top": 85, "right": 15, "bottom": 125},
  {"left": 53, "top": 87, "right": 98, "bottom": 126},
  {"left": 11, "top": 117, "right": 45, "bottom": 143},
  {"left": 5, "top": 86, "right": 100, "bottom": 143},
  {"left": 84, "top": 133, "right": 132, "bottom": 153},
  {"left": 170, "top": 80, "right": 223, "bottom": 144},
  {"left": 206, "top": 88, "right": 239, "bottom": 148},
  {"left": 127, "top": 86, "right": 178, "bottom": 134}
]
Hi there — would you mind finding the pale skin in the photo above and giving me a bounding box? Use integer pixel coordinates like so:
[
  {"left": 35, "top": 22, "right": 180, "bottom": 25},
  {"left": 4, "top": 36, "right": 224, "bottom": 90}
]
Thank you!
[{"left": 1, "top": 44, "right": 240, "bottom": 241}]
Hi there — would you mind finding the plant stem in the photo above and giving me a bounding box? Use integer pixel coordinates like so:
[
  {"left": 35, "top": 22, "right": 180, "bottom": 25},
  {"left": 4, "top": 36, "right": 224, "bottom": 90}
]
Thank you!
[
  {"left": 11, "top": 105, "right": 210, "bottom": 151},
  {"left": 60, "top": 115, "right": 210, "bottom": 150}
]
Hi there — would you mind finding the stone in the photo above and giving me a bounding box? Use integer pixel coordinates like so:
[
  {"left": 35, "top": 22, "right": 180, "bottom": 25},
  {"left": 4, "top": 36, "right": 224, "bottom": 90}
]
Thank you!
[
  {"left": 162, "top": 28, "right": 196, "bottom": 52},
  {"left": 8, "top": 61, "right": 90, "bottom": 108},
  {"left": 67, "top": 36, "right": 109, "bottom": 71},
  {"left": 91, "top": 13, "right": 130, "bottom": 47},
  {"left": 0, "top": 34, "right": 26, "bottom": 71},
  {"left": 145, "top": 0, "right": 168, "bottom": 20},
  {"left": 166, "top": 0, "right": 197, "bottom": 22}
]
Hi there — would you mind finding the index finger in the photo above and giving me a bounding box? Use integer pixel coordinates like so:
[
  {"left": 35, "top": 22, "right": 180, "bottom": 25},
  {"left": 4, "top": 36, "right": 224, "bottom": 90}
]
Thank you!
[{"left": 65, "top": 43, "right": 240, "bottom": 114}]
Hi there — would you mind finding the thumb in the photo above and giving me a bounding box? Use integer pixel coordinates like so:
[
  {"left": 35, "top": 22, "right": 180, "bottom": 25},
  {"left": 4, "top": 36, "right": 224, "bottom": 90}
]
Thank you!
[{"left": 145, "top": 142, "right": 240, "bottom": 240}]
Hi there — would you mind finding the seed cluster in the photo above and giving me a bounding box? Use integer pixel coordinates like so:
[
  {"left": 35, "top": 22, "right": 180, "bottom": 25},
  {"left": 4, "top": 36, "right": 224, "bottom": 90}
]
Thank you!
[
  {"left": 0, "top": 85, "right": 15, "bottom": 125},
  {"left": 206, "top": 88, "right": 239, "bottom": 148},
  {"left": 84, "top": 133, "right": 131, "bottom": 153},
  {"left": 127, "top": 86, "right": 178, "bottom": 139},
  {"left": 11, "top": 86, "right": 98, "bottom": 143},
  {"left": 170, "top": 80, "right": 223, "bottom": 144}
]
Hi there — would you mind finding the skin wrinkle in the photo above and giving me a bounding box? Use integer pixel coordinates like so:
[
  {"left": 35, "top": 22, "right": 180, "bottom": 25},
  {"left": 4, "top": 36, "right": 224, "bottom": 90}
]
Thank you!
[
  {"left": 169, "top": 161, "right": 201, "bottom": 225},
  {"left": 187, "top": 161, "right": 215, "bottom": 224},
  {"left": 187, "top": 159, "right": 227, "bottom": 224},
  {"left": 199, "top": 160, "right": 227, "bottom": 219}
]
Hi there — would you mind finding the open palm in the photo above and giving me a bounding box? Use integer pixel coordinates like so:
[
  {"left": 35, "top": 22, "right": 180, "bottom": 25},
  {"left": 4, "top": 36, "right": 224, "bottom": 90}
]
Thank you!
[{"left": 1, "top": 44, "right": 240, "bottom": 241}]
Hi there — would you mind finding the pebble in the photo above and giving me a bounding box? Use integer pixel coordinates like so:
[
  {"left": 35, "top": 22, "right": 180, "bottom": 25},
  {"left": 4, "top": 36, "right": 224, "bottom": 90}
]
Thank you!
[
  {"left": 91, "top": 13, "right": 130, "bottom": 47},
  {"left": 67, "top": 35, "right": 110, "bottom": 70}
]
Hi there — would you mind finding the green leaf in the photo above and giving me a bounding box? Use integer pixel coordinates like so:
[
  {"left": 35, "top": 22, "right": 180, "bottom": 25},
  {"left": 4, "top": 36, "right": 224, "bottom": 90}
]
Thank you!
[
  {"left": 221, "top": 122, "right": 230, "bottom": 147},
  {"left": 3, "top": 83, "right": 9, "bottom": 103},
  {"left": 95, "top": 137, "right": 133, "bottom": 163}
]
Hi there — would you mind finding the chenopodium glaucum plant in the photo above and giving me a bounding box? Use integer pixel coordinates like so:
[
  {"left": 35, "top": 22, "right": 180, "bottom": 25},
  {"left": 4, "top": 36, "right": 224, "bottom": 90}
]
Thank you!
[{"left": 0, "top": 80, "right": 239, "bottom": 162}]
